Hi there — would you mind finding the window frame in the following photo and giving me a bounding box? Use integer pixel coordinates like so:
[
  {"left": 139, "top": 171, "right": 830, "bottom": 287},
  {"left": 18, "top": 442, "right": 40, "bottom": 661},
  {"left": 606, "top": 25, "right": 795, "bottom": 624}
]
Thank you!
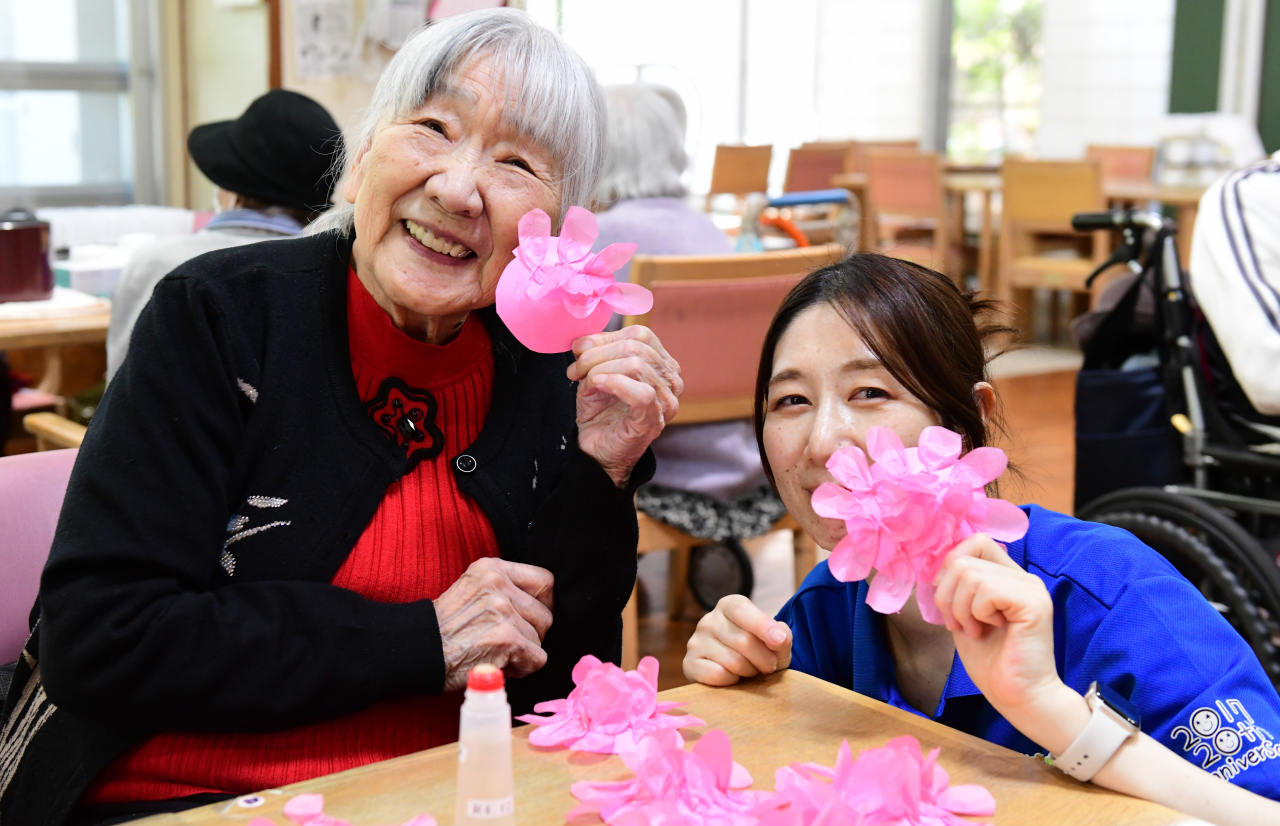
[{"left": 0, "top": 0, "right": 165, "bottom": 212}]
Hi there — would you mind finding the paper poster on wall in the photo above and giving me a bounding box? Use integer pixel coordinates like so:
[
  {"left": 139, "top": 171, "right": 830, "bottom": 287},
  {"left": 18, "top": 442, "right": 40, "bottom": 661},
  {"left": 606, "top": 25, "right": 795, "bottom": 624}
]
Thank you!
[
  {"left": 366, "top": 0, "right": 428, "bottom": 50},
  {"left": 294, "top": 0, "right": 356, "bottom": 78},
  {"left": 428, "top": 0, "right": 505, "bottom": 21}
]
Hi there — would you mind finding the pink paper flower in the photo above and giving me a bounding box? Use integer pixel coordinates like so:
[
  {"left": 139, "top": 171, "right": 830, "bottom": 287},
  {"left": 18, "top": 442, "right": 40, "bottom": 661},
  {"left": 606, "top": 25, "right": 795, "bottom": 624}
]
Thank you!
[
  {"left": 753, "top": 736, "right": 996, "bottom": 826},
  {"left": 567, "top": 729, "right": 766, "bottom": 825},
  {"left": 810, "top": 426, "right": 1028, "bottom": 623},
  {"left": 495, "top": 206, "right": 653, "bottom": 353},
  {"left": 283, "top": 793, "right": 435, "bottom": 826},
  {"left": 517, "top": 655, "right": 704, "bottom": 754}
]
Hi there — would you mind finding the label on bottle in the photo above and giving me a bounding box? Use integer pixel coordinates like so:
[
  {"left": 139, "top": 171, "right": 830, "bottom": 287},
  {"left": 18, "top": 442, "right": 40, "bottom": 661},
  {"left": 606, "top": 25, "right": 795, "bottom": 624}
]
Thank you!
[{"left": 466, "top": 796, "right": 514, "bottom": 819}]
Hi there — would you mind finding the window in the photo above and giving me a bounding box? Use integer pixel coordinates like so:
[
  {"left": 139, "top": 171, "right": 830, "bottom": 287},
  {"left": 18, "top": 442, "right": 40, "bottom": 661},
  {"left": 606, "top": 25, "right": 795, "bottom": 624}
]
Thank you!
[
  {"left": 948, "top": 0, "right": 1043, "bottom": 164},
  {"left": 0, "top": 0, "right": 161, "bottom": 211}
]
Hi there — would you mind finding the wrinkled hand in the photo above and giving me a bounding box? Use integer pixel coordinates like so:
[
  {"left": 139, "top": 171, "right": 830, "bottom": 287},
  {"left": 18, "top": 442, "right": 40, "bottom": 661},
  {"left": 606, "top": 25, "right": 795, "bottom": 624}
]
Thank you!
[
  {"left": 568, "top": 326, "right": 682, "bottom": 488},
  {"left": 433, "top": 558, "right": 555, "bottom": 692},
  {"left": 683, "top": 594, "right": 793, "bottom": 686},
  {"left": 933, "top": 533, "right": 1063, "bottom": 714}
]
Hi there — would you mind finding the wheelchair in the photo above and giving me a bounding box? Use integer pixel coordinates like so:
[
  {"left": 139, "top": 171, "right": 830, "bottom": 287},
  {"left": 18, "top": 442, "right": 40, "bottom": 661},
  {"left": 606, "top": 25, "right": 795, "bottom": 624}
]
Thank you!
[{"left": 1070, "top": 209, "right": 1280, "bottom": 691}]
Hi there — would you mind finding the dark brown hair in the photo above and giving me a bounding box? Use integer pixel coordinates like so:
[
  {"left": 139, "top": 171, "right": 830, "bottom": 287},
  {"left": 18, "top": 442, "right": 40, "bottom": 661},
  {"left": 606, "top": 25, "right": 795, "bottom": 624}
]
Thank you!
[{"left": 753, "top": 252, "right": 1016, "bottom": 484}]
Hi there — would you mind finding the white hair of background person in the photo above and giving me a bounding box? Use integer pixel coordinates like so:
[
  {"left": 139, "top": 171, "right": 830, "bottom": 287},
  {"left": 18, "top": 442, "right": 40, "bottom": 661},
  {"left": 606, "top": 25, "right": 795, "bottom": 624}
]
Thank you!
[
  {"left": 309, "top": 8, "right": 606, "bottom": 236},
  {"left": 1188, "top": 152, "right": 1280, "bottom": 416},
  {"left": 595, "top": 83, "right": 690, "bottom": 207}
]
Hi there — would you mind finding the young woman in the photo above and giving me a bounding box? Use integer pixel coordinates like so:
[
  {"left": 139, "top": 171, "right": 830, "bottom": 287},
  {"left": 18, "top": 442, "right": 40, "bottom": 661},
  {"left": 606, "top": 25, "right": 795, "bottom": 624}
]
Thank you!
[{"left": 684, "top": 253, "right": 1280, "bottom": 824}]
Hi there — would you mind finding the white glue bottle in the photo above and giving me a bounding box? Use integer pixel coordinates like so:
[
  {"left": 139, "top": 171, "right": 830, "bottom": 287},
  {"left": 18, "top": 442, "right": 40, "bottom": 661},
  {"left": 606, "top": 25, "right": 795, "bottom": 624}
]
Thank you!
[{"left": 455, "top": 664, "right": 515, "bottom": 826}]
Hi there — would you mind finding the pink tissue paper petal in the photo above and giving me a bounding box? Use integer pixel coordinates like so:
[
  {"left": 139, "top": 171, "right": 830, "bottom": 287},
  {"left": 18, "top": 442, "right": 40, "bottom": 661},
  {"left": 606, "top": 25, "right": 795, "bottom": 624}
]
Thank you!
[
  {"left": 813, "top": 426, "right": 1028, "bottom": 624},
  {"left": 567, "top": 729, "right": 768, "bottom": 825},
  {"left": 755, "top": 735, "right": 995, "bottom": 826},
  {"left": 517, "top": 654, "right": 703, "bottom": 755},
  {"left": 496, "top": 206, "right": 650, "bottom": 353}
]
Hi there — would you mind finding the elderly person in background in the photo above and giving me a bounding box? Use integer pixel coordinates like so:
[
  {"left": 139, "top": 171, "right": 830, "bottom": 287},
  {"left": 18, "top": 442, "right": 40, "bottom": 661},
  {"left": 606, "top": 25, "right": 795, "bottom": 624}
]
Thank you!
[
  {"left": 592, "top": 83, "right": 780, "bottom": 543},
  {"left": 106, "top": 89, "right": 341, "bottom": 382},
  {"left": 1, "top": 11, "right": 680, "bottom": 826},
  {"left": 593, "top": 84, "right": 731, "bottom": 288}
]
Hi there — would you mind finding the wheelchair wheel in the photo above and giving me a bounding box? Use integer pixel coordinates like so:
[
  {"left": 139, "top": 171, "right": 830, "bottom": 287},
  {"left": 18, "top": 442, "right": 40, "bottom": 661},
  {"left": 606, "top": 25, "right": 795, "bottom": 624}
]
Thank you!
[
  {"left": 687, "top": 539, "right": 754, "bottom": 611},
  {"left": 1080, "top": 488, "right": 1280, "bottom": 690}
]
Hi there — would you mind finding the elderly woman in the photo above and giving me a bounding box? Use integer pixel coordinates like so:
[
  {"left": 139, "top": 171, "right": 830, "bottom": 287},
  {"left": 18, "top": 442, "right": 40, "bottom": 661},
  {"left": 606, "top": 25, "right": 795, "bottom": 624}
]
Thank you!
[{"left": 0, "top": 11, "right": 680, "bottom": 826}]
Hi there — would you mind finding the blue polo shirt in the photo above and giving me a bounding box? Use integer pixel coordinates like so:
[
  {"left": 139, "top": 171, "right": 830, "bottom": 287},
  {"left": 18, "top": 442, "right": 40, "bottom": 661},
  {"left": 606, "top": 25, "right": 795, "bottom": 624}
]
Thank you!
[{"left": 777, "top": 504, "right": 1280, "bottom": 799}]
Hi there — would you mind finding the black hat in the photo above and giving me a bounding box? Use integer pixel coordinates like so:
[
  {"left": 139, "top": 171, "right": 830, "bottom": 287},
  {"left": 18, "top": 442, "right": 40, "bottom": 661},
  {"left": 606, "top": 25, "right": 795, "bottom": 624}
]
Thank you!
[{"left": 188, "top": 89, "right": 343, "bottom": 214}]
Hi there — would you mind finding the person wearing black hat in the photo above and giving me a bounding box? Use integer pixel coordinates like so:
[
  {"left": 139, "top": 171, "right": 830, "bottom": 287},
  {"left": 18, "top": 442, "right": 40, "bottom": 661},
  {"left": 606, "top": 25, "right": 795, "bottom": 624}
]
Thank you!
[{"left": 106, "top": 89, "right": 341, "bottom": 381}]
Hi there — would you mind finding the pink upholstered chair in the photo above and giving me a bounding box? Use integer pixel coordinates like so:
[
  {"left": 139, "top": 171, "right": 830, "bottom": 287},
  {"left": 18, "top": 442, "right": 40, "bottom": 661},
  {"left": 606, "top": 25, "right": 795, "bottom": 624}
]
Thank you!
[
  {"left": 864, "top": 149, "right": 958, "bottom": 280},
  {"left": 616, "top": 246, "right": 842, "bottom": 666},
  {"left": 0, "top": 449, "right": 77, "bottom": 664}
]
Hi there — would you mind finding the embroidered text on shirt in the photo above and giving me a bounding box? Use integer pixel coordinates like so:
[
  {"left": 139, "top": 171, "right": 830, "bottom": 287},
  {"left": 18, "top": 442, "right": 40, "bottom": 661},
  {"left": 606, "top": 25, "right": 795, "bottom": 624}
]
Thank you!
[{"left": 1171, "top": 699, "right": 1278, "bottom": 778}]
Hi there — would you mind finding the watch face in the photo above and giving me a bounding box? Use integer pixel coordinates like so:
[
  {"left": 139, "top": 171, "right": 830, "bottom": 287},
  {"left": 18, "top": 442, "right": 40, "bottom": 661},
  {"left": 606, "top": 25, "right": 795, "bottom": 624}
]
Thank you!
[{"left": 1095, "top": 682, "right": 1141, "bottom": 730}]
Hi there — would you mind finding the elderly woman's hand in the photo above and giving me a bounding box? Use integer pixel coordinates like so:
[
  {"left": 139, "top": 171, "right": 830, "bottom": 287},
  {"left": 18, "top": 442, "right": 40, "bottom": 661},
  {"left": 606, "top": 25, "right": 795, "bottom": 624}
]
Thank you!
[
  {"left": 567, "top": 326, "right": 682, "bottom": 487},
  {"left": 433, "top": 558, "right": 555, "bottom": 691}
]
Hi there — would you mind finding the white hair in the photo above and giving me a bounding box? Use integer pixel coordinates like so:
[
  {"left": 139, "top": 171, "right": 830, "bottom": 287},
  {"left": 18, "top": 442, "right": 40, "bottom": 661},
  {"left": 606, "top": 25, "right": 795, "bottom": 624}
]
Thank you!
[
  {"left": 309, "top": 9, "right": 606, "bottom": 236},
  {"left": 595, "top": 83, "right": 689, "bottom": 207}
]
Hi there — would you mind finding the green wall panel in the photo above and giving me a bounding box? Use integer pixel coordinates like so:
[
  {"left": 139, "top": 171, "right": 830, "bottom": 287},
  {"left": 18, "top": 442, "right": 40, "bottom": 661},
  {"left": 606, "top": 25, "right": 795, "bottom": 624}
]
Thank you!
[
  {"left": 1169, "top": 0, "right": 1225, "bottom": 114},
  {"left": 1260, "top": 1, "right": 1280, "bottom": 153}
]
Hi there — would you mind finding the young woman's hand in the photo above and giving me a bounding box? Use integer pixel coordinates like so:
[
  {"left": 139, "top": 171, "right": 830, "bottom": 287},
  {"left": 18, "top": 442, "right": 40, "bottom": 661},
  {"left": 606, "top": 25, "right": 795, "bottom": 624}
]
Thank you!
[
  {"left": 932, "top": 533, "right": 1068, "bottom": 718},
  {"left": 683, "top": 595, "right": 793, "bottom": 686}
]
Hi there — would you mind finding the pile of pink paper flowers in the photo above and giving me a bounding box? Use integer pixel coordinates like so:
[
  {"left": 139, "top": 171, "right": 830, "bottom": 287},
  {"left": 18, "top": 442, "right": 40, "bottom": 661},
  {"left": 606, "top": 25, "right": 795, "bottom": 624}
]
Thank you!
[
  {"left": 568, "top": 728, "right": 765, "bottom": 825},
  {"left": 567, "top": 731, "right": 995, "bottom": 826},
  {"left": 518, "top": 655, "right": 705, "bottom": 754},
  {"left": 810, "top": 426, "right": 1029, "bottom": 624},
  {"left": 753, "top": 736, "right": 996, "bottom": 826}
]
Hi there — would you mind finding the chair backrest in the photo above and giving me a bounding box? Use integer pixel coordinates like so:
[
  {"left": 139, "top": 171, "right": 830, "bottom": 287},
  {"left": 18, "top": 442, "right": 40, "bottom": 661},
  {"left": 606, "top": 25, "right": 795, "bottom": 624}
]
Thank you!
[
  {"left": 852, "top": 139, "right": 919, "bottom": 173},
  {"left": 708, "top": 144, "right": 773, "bottom": 196},
  {"left": 625, "top": 244, "right": 844, "bottom": 424},
  {"left": 0, "top": 448, "right": 77, "bottom": 663},
  {"left": 864, "top": 150, "right": 943, "bottom": 218},
  {"left": 1001, "top": 159, "right": 1104, "bottom": 228},
  {"left": 1085, "top": 145, "right": 1156, "bottom": 183},
  {"left": 784, "top": 145, "right": 855, "bottom": 193}
]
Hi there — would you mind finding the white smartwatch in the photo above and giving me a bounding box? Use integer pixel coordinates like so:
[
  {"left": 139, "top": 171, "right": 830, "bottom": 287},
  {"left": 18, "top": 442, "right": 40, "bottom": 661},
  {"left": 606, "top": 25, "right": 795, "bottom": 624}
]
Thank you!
[{"left": 1051, "top": 681, "right": 1141, "bottom": 782}]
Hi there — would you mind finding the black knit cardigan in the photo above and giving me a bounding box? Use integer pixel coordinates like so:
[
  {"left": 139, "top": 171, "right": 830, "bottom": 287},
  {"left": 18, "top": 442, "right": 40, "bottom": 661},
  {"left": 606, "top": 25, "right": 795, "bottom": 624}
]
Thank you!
[{"left": 0, "top": 232, "right": 650, "bottom": 826}]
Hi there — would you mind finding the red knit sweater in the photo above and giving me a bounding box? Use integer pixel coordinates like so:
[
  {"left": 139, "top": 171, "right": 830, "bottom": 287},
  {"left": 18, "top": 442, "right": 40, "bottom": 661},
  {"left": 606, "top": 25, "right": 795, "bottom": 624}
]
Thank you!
[{"left": 83, "top": 268, "right": 498, "bottom": 803}]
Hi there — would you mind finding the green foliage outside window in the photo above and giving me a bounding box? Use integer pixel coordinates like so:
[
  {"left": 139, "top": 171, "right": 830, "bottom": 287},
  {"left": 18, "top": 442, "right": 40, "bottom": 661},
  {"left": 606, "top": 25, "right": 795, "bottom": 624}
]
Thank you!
[{"left": 949, "top": 0, "right": 1043, "bottom": 164}]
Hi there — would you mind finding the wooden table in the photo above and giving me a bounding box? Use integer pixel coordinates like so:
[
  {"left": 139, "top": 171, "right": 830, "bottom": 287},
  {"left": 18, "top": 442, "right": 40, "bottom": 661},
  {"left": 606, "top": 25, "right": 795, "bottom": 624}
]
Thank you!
[
  {"left": 135, "top": 670, "right": 1190, "bottom": 826},
  {"left": 0, "top": 309, "right": 110, "bottom": 394},
  {"left": 945, "top": 172, "right": 1002, "bottom": 296},
  {"left": 1102, "top": 179, "right": 1208, "bottom": 263}
]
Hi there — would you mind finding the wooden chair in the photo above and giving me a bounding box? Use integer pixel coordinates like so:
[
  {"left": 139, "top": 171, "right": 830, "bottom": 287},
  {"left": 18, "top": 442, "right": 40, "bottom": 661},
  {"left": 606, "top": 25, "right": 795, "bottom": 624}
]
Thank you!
[
  {"left": 863, "top": 149, "right": 957, "bottom": 280},
  {"left": 998, "top": 159, "right": 1111, "bottom": 339},
  {"left": 1085, "top": 145, "right": 1156, "bottom": 184},
  {"left": 783, "top": 145, "right": 855, "bottom": 193},
  {"left": 23, "top": 411, "right": 86, "bottom": 451},
  {"left": 618, "top": 244, "right": 843, "bottom": 668},
  {"left": 707, "top": 144, "right": 773, "bottom": 209},
  {"left": 852, "top": 140, "right": 919, "bottom": 173}
]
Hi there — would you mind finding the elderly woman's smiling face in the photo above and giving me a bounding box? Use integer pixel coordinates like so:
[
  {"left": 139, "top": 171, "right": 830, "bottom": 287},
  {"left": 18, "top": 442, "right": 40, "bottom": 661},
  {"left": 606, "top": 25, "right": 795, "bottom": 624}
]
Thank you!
[{"left": 343, "top": 56, "right": 561, "bottom": 342}]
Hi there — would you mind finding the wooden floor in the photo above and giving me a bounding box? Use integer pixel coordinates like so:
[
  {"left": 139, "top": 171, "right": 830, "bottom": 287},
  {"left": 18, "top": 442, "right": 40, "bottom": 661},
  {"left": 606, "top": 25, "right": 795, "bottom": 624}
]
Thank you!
[{"left": 639, "top": 368, "right": 1079, "bottom": 690}]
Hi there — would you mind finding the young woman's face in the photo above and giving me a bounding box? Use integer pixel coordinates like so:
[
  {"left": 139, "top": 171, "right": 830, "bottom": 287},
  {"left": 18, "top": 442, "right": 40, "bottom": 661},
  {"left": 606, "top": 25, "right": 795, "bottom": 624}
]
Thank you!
[{"left": 763, "top": 303, "right": 941, "bottom": 550}]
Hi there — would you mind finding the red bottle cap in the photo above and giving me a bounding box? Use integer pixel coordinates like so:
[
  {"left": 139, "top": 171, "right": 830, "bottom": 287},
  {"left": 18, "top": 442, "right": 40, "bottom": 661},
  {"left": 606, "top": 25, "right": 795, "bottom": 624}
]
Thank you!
[{"left": 467, "top": 664, "right": 505, "bottom": 691}]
